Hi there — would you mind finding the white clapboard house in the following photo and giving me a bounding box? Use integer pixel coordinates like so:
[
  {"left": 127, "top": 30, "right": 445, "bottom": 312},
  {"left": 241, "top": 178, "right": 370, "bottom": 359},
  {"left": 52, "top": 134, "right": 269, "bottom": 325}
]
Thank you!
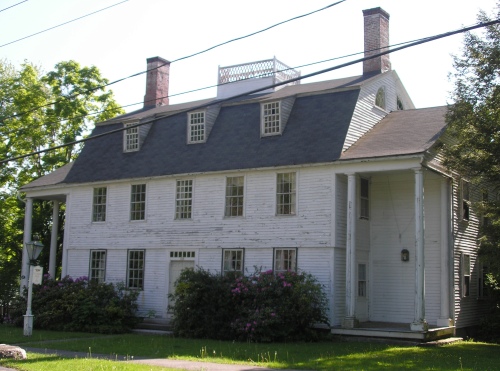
[{"left": 21, "top": 8, "right": 490, "bottom": 340}]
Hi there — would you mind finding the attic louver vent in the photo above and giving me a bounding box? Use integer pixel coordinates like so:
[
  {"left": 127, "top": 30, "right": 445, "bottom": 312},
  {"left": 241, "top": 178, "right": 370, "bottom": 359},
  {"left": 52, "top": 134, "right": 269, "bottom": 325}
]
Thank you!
[{"left": 170, "top": 251, "right": 195, "bottom": 258}]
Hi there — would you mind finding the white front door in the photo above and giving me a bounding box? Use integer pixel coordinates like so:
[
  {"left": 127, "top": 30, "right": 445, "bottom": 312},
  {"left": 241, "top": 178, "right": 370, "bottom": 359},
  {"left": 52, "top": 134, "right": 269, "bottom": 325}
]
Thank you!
[{"left": 168, "top": 260, "right": 194, "bottom": 315}]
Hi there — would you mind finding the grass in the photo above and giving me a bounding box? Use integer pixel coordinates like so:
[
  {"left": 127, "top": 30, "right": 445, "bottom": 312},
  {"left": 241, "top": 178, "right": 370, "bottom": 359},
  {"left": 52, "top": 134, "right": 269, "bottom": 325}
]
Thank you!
[{"left": 1, "top": 324, "right": 500, "bottom": 370}]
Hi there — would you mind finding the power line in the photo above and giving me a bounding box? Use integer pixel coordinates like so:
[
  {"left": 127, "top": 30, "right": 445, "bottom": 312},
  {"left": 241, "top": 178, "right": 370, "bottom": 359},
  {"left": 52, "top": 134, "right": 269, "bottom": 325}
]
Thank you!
[
  {"left": 0, "top": 0, "right": 128, "bottom": 48},
  {"left": 2, "top": 18, "right": 498, "bottom": 166},
  {"left": 0, "top": 0, "right": 28, "bottom": 13},
  {"left": 0, "top": 0, "right": 346, "bottom": 122}
]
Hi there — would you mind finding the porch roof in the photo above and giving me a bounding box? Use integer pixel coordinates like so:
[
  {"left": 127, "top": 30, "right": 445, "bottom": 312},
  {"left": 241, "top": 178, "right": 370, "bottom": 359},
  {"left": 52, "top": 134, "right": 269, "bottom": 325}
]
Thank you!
[{"left": 340, "top": 106, "right": 448, "bottom": 161}]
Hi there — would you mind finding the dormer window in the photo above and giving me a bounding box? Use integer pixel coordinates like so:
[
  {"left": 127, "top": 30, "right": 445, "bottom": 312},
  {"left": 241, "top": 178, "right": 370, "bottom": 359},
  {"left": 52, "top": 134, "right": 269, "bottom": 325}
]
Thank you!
[
  {"left": 188, "top": 111, "right": 206, "bottom": 143},
  {"left": 124, "top": 123, "right": 140, "bottom": 152},
  {"left": 262, "top": 101, "right": 281, "bottom": 136},
  {"left": 375, "top": 87, "right": 386, "bottom": 110}
]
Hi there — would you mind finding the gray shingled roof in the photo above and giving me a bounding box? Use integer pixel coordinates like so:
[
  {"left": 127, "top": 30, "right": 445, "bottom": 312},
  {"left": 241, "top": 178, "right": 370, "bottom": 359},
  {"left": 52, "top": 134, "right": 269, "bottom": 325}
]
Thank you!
[{"left": 340, "top": 106, "right": 448, "bottom": 161}]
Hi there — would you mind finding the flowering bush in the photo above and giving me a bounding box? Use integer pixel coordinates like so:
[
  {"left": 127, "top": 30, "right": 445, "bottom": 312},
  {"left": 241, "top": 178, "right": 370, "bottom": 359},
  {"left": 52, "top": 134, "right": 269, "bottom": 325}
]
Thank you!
[
  {"left": 10, "top": 275, "right": 140, "bottom": 333},
  {"left": 170, "top": 268, "right": 329, "bottom": 342}
]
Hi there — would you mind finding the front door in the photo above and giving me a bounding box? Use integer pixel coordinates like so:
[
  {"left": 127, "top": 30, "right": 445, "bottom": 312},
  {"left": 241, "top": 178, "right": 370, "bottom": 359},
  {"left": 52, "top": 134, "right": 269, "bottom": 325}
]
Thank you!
[{"left": 168, "top": 260, "right": 194, "bottom": 316}]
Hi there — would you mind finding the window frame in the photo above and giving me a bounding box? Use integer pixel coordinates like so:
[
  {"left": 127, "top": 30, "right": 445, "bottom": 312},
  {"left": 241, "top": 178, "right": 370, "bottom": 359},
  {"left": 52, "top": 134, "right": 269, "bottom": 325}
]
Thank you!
[
  {"left": 222, "top": 249, "right": 244, "bottom": 274},
  {"left": 127, "top": 249, "right": 145, "bottom": 290},
  {"left": 175, "top": 179, "right": 193, "bottom": 219},
  {"left": 124, "top": 122, "right": 140, "bottom": 152},
  {"left": 273, "top": 248, "right": 297, "bottom": 274},
  {"left": 89, "top": 250, "right": 106, "bottom": 283},
  {"left": 130, "top": 184, "right": 146, "bottom": 221},
  {"left": 460, "top": 179, "right": 470, "bottom": 221},
  {"left": 462, "top": 253, "right": 471, "bottom": 298},
  {"left": 92, "top": 187, "right": 107, "bottom": 223},
  {"left": 188, "top": 111, "right": 206, "bottom": 144},
  {"left": 276, "top": 172, "right": 296, "bottom": 216},
  {"left": 375, "top": 87, "right": 386, "bottom": 110},
  {"left": 225, "top": 176, "right": 244, "bottom": 217},
  {"left": 360, "top": 178, "right": 369, "bottom": 220},
  {"left": 358, "top": 263, "right": 367, "bottom": 297},
  {"left": 261, "top": 101, "right": 281, "bottom": 136}
]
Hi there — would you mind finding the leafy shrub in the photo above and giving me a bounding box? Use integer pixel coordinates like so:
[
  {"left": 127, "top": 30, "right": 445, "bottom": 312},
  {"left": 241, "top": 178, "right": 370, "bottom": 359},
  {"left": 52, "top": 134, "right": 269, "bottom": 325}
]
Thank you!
[
  {"left": 11, "top": 275, "right": 140, "bottom": 333},
  {"left": 170, "top": 268, "right": 329, "bottom": 342}
]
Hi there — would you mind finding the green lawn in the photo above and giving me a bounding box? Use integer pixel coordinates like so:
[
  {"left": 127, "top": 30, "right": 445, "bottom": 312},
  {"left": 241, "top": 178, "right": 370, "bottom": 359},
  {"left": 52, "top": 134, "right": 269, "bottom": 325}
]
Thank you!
[{"left": 1, "top": 325, "right": 500, "bottom": 370}]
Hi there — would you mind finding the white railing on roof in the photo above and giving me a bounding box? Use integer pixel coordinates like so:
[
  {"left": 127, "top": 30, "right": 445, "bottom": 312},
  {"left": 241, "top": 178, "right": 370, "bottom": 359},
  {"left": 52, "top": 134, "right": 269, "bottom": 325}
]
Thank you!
[{"left": 218, "top": 57, "right": 300, "bottom": 85}]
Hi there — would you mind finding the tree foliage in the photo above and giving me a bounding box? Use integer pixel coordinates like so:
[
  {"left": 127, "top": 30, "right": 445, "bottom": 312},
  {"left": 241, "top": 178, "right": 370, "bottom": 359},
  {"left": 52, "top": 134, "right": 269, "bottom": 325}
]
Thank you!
[
  {"left": 0, "top": 59, "right": 123, "bottom": 316},
  {"left": 443, "top": 2, "right": 500, "bottom": 340}
]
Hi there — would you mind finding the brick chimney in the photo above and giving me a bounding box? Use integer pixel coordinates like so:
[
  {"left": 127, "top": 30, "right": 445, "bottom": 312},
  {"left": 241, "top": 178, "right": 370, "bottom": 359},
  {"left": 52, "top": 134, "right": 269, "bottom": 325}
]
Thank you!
[
  {"left": 144, "top": 56, "right": 170, "bottom": 108},
  {"left": 362, "top": 7, "right": 391, "bottom": 75}
]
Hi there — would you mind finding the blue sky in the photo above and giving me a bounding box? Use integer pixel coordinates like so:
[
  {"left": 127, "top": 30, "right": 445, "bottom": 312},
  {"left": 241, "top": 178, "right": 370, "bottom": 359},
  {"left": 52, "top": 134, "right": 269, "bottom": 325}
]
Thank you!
[{"left": 0, "top": 0, "right": 497, "bottom": 111}]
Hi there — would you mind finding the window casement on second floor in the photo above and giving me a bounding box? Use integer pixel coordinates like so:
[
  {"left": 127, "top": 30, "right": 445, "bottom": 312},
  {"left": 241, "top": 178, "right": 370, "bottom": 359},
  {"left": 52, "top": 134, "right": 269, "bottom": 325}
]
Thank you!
[
  {"left": 188, "top": 111, "right": 206, "bottom": 143},
  {"left": 223, "top": 249, "right": 243, "bottom": 274},
  {"left": 130, "top": 184, "right": 146, "bottom": 221},
  {"left": 274, "top": 248, "right": 297, "bottom": 274},
  {"left": 176, "top": 179, "right": 193, "bottom": 219},
  {"left": 92, "top": 187, "right": 107, "bottom": 222},
  {"left": 225, "top": 176, "right": 244, "bottom": 217},
  {"left": 276, "top": 172, "right": 296, "bottom": 216},
  {"left": 360, "top": 178, "right": 370, "bottom": 220},
  {"left": 460, "top": 179, "right": 470, "bottom": 221},
  {"left": 89, "top": 250, "right": 106, "bottom": 283},
  {"left": 124, "top": 122, "right": 140, "bottom": 152}
]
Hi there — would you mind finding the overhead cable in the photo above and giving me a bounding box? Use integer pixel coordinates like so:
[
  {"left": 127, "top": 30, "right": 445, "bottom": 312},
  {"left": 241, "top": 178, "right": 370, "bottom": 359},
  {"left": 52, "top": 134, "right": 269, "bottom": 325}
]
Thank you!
[{"left": 0, "top": 0, "right": 28, "bottom": 13}]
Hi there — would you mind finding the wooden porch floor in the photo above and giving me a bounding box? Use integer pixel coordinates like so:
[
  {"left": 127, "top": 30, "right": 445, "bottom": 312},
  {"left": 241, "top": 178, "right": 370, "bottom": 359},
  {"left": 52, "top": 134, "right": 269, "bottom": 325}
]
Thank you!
[{"left": 331, "top": 321, "right": 456, "bottom": 342}]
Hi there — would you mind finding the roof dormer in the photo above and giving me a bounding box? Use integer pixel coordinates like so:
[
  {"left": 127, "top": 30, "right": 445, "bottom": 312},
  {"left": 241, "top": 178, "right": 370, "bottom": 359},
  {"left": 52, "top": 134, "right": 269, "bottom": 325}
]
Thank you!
[
  {"left": 123, "top": 120, "right": 153, "bottom": 152},
  {"left": 260, "top": 96, "right": 295, "bottom": 137},
  {"left": 187, "top": 104, "right": 220, "bottom": 144}
]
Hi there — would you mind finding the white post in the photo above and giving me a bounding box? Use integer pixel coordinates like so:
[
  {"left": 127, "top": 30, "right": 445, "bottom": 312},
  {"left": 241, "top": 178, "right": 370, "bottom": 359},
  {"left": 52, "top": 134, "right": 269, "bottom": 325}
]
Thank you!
[
  {"left": 437, "top": 178, "right": 454, "bottom": 327},
  {"left": 21, "top": 198, "right": 33, "bottom": 292},
  {"left": 23, "top": 264, "right": 34, "bottom": 336},
  {"left": 49, "top": 201, "right": 59, "bottom": 278},
  {"left": 411, "top": 168, "right": 428, "bottom": 331},
  {"left": 343, "top": 173, "right": 358, "bottom": 328}
]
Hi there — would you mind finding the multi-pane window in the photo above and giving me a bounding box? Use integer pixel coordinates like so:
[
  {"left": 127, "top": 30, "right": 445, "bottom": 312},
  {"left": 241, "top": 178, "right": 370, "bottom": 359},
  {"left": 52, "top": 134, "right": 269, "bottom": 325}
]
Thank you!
[
  {"left": 358, "top": 263, "right": 367, "bottom": 297},
  {"left": 375, "top": 87, "right": 386, "bottom": 110},
  {"left": 225, "top": 176, "right": 244, "bottom": 217},
  {"left": 262, "top": 101, "right": 281, "bottom": 135},
  {"left": 223, "top": 249, "right": 243, "bottom": 274},
  {"left": 460, "top": 179, "right": 470, "bottom": 221},
  {"left": 127, "top": 249, "right": 145, "bottom": 289},
  {"left": 276, "top": 172, "right": 296, "bottom": 215},
  {"left": 92, "top": 187, "right": 107, "bottom": 222},
  {"left": 274, "top": 248, "right": 297, "bottom": 273},
  {"left": 176, "top": 180, "right": 193, "bottom": 219},
  {"left": 462, "top": 253, "right": 471, "bottom": 297},
  {"left": 188, "top": 111, "right": 205, "bottom": 143},
  {"left": 130, "top": 184, "right": 146, "bottom": 221},
  {"left": 124, "top": 123, "right": 140, "bottom": 152},
  {"left": 360, "top": 178, "right": 369, "bottom": 219},
  {"left": 89, "top": 250, "right": 106, "bottom": 283}
]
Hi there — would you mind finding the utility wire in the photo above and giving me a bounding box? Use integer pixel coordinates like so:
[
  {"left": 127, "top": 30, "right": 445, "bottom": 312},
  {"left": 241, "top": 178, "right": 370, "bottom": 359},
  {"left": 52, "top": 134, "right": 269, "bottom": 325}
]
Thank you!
[
  {"left": 0, "top": 0, "right": 346, "bottom": 122},
  {"left": 2, "top": 18, "right": 498, "bottom": 166},
  {"left": 0, "top": 0, "right": 128, "bottom": 48},
  {"left": 0, "top": 0, "right": 27, "bottom": 13}
]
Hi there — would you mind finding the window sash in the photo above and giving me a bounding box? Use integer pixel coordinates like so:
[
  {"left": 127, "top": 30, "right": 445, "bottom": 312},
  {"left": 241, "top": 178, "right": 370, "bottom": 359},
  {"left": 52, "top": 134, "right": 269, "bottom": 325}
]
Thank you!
[
  {"left": 127, "top": 250, "right": 145, "bottom": 289},
  {"left": 262, "top": 102, "right": 281, "bottom": 135},
  {"left": 124, "top": 123, "right": 140, "bottom": 151},
  {"left": 92, "top": 187, "right": 107, "bottom": 222},
  {"left": 274, "top": 248, "right": 297, "bottom": 273},
  {"left": 360, "top": 178, "right": 369, "bottom": 219},
  {"left": 225, "top": 176, "right": 244, "bottom": 217},
  {"left": 223, "top": 249, "right": 243, "bottom": 273},
  {"left": 463, "top": 254, "right": 471, "bottom": 297},
  {"left": 90, "top": 250, "right": 106, "bottom": 283},
  {"left": 176, "top": 180, "right": 193, "bottom": 219},
  {"left": 130, "top": 184, "right": 146, "bottom": 221},
  {"left": 358, "top": 263, "right": 367, "bottom": 297},
  {"left": 189, "top": 111, "right": 205, "bottom": 143},
  {"left": 461, "top": 179, "right": 470, "bottom": 221},
  {"left": 276, "top": 172, "right": 296, "bottom": 215}
]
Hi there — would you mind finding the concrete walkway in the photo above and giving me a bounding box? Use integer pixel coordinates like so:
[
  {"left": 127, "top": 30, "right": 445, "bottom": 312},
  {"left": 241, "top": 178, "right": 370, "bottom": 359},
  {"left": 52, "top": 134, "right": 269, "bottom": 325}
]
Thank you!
[{"left": 1, "top": 347, "right": 304, "bottom": 371}]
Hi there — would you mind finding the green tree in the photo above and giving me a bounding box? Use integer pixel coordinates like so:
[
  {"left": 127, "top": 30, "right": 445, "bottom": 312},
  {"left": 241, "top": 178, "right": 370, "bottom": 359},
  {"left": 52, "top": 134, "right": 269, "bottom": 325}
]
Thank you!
[
  {"left": 443, "top": 2, "right": 500, "bottom": 340},
  {"left": 0, "top": 59, "right": 123, "bottom": 318}
]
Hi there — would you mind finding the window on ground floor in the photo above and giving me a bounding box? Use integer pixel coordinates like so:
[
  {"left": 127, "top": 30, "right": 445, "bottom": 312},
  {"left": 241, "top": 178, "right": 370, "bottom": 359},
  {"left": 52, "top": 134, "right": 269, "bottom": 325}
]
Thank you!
[
  {"left": 223, "top": 249, "right": 243, "bottom": 274},
  {"left": 462, "top": 253, "right": 471, "bottom": 297},
  {"left": 273, "top": 248, "right": 297, "bottom": 273},
  {"left": 127, "top": 249, "right": 145, "bottom": 289},
  {"left": 358, "top": 263, "right": 367, "bottom": 297},
  {"left": 89, "top": 250, "right": 106, "bottom": 283}
]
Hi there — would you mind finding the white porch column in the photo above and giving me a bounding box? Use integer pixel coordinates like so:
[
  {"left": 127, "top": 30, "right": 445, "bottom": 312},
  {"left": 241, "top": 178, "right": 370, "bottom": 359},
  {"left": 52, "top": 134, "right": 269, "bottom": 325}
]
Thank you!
[
  {"left": 21, "top": 197, "right": 33, "bottom": 292},
  {"left": 343, "top": 173, "right": 358, "bottom": 328},
  {"left": 437, "top": 178, "right": 454, "bottom": 327},
  {"left": 49, "top": 200, "right": 59, "bottom": 278},
  {"left": 411, "top": 168, "right": 428, "bottom": 331}
]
